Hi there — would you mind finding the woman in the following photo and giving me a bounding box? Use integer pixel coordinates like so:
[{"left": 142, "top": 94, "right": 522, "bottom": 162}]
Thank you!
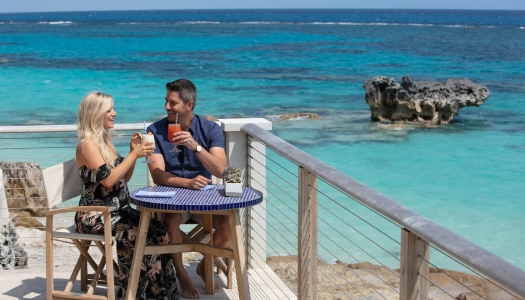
[{"left": 74, "top": 91, "right": 179, "bottom": 300}]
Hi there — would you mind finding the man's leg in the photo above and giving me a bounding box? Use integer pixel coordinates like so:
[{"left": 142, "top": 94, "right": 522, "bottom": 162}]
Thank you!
[
  {"left": 161, "top": 212, "right": 201, "bottom": 299},
  {"left": 196, "top": 214, "right": 231, "bottom": 293}
]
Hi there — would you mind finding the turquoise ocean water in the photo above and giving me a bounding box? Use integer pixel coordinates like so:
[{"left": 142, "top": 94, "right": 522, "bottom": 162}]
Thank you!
[{"left": 1, "top": 9, "right": 524, "bottom": 270}]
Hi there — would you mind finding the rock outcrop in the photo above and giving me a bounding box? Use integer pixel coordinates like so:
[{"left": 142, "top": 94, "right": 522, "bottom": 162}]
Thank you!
[
  {"left": 0, "top": 221, "right": 28, "bottom": 269},
  {"left": 204, "top": 115, "right": 219, "bottom": 121},
  {"left": 0, "top": 162, "right": 46, "bottom": 228},
  {"left": 363, "top": 76, "right": 490, "bottom": 124}
]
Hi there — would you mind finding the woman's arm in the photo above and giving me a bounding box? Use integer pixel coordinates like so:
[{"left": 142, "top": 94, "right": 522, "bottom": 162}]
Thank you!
[
  {"left": 77, "top": 138, "right": 153, "bottom": 188},
  {"left": 123, "top": 132, "right": 143, "bottom": 182}
]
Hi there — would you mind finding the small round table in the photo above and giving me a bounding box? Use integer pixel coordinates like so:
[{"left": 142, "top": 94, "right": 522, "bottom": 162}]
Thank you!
[{"left": 125, "top": 185, "right": 263, "bottom": 300}]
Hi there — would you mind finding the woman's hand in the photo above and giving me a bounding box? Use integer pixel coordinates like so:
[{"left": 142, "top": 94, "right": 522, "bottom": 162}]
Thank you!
[
  {"left": 130, "top": 132, "right": 142, "bottom": 152},
  {"left": 187, "top": 175, "right": 212, "bottom": 190},
  {"left": 130, "top": 140, "right": 155, "bottom": 159}
]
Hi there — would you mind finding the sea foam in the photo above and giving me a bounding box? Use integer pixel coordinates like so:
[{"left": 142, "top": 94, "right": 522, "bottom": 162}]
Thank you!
[{"left": 38, "top": 21, "right": 73, "bottom": 25}]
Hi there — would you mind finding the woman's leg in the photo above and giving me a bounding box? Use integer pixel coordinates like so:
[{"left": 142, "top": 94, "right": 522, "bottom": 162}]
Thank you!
[{"left": 115, "top": 208, "right": 180, "bottom": 300}]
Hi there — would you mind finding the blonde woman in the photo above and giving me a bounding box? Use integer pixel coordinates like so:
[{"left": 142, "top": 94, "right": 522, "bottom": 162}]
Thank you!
[{"left": 75, "top": 91, "right": 179, "bottom": 300}]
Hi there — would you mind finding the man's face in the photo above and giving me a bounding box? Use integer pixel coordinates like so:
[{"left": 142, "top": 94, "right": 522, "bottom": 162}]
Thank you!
[{"left": 165, "top": 91, "right": 192, "bottom": 123}]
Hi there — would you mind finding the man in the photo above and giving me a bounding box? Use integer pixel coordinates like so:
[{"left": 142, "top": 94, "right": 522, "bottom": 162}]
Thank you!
[{"left": 147, "top": 79, "right": 228, "bottom": 299}]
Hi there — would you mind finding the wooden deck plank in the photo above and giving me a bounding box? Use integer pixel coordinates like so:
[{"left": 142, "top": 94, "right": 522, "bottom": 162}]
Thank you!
[{"left": 0, "top": 262, "right": 296, "bottom": 300}]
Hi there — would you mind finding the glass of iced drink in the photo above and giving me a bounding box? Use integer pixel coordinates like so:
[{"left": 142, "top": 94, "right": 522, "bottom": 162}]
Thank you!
[
  {"left": 141, "top": 132, "right": 155, "bottom": 163},
  {"left": 168, "top": 123, "right": 182, "bottom": 152}
]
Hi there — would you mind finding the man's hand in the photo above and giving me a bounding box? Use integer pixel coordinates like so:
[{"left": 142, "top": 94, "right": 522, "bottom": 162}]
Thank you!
[
  {"left": 188, "top": 175, "right": 212, "bottom": 190},
  {"left": 172, "top": 130, "right": 198, "bottom": 152}
]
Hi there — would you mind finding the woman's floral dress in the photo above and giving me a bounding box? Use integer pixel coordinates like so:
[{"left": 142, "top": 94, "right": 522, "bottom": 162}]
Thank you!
[{"left": 74, "top": 153, "right": 179, "bottom": 300}]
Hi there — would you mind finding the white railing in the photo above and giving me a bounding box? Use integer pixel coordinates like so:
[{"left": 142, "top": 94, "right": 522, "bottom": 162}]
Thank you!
[{"left": 1, "top": 120, "right": 525, "bottom": 300}]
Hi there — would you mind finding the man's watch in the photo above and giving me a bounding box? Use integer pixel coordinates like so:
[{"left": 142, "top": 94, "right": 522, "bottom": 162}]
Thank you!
[{"left": 193, "top": 145, "right": 202, "bottom": 154}]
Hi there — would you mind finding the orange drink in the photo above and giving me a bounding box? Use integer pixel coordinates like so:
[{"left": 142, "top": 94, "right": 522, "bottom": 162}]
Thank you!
[
  {"left": 168, "top": 123, "right": 182, "bottom": 152},
  {"left": 168, "top": 123, "right": 181, "bottom": 144}
]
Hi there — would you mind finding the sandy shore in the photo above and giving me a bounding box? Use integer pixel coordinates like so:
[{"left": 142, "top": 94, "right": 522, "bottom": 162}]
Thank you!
[
  {"left": 13, "top": 227, "right": 519, "bottom": 300},
  {"left": 265, "top": 256, "right": 518, "bottom": 299}
]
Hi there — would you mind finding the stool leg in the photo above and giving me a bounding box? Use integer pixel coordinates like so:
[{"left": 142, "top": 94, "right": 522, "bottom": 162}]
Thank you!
[
  {"left": 203, "top": 214, "right": 215, "bottom": 295},
  {"left": 46, "top": 214, "right": 54, "bottom": 300},
  {"left": 229, "top": 210, "right": 250, "bottom": 300},
  {"left": 80, "top": 240, "right": 90, "bottom": 291},
  {"left": 227, "top": 258, "right": 233, "bottom": 289}
]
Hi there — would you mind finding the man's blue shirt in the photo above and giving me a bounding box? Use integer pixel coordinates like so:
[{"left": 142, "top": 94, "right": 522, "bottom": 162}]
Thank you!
[{"left": 147, "top": 115, "right": 224, "bottom": 180}]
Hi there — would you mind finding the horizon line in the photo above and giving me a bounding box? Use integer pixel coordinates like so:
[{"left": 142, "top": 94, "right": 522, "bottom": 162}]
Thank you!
[{"left": 1, "top": 7, "right": 525, "bottom": 14}]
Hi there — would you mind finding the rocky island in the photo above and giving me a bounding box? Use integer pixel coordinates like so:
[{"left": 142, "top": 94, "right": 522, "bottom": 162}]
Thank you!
[{"left": 363, "top": 76, "right": 490, "bottom": 124}]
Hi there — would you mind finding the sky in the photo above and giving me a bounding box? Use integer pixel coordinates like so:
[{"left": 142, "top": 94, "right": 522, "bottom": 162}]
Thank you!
[{"left": 1, "top": 0, "right": 524, "bottom": 13}]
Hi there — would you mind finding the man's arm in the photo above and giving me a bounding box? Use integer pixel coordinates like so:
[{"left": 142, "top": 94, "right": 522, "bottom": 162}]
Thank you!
[
  {"left": 191, "top": 145, "right": 227, "bottom": 178},
  {"left": 148, "top": 153, "right": 214, "bottom": 189},
  {"left": 148, "top": 153, "right": 190, "bottom": 188},
  {"left": 171, "top": 127, "right": 226, "bottom": 177}
]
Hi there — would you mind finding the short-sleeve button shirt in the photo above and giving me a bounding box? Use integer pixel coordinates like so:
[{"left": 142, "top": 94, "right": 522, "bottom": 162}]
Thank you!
[{"left": 147, "top": 115, "right": 224, "bottom": 180}]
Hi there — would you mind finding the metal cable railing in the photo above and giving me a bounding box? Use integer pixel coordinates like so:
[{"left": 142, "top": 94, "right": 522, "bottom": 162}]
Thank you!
[
  {"left": 2, "top": 122, "right": 525, "bottom": 300},
  {"left": 417, "top": 272, "right": 457, "bottom": 299},
  {"left": 248, "top": 166, "right": 358, "bottom": 297},
  {"left": 248, "top": 214, "right": 300, "bottom": 297},
  {"left": 242, "top": 122, "right": 525, "bottom": 300},
  {"left": 249, "top": 153, "right": 402, "bottom": 299},
  {"left": 247, "top": 238, "right": 295, "bottom": 299},
  {"left": 250, "top": 143, "right": 405, "bottom": 284},
  {"left": 249, "top": 206, "right": 347, "bottom": 300},
  {"left": 251, "top": 143, "right": 404, "bottom": 243},
  {"left": 249, "top": 162, "right": 401, "bottom": 298},
  {"left": 427, "top": 244, "right": 522, "bottom": 299},
  {"left": 418, "top": 256, "right": 487, "bottom": 299}
]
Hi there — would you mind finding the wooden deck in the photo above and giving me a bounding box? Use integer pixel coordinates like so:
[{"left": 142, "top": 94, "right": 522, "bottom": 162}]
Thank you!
[{"left": 0, "top": 261, "right": 296, "bottom": 300}]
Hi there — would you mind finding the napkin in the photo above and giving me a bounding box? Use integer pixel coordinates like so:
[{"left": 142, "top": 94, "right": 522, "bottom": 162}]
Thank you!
[
  {"left": 200, "top": 184, "right": 215, "bottom": 191},
  {"left": 135, "top": 191, "right": 176, "bottom": 198}
]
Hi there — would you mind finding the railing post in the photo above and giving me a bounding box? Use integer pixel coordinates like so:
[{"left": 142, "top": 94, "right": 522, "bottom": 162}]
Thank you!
[
  {"left": 0, "top": 170, "right": 8, "bottom": 229},
  {"left": 220, "top": 118, "right": 272, "bottom": 270},
  {"left": 146, "top": 167, "right": 155, "bottom": 187},
  {"left": 400, "top": 228, "right": 430, "bottom": 300},
  {"left": 298, "top": 167, "right": 318, "bottom": 300},
  {"left": 246, "top": 136, "right": 268, "bottom": 269}
]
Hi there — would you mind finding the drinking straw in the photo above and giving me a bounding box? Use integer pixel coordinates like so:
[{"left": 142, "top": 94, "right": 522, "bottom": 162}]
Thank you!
[
  {"left": 176, "top": 113, "right": 178, "bottom": 124},
  {"left": 143, "top": 121, "right": 147, "bottom": 134}
]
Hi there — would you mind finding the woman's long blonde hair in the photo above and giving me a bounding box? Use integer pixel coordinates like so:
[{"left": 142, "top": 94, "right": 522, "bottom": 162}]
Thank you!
[{"left": 77, "top": 91, "right": 116, "bottom": 168}]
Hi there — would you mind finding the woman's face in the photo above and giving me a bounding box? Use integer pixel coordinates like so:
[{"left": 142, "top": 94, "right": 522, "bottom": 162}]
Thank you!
[{"left": 103, "top": 106, "right": 116, "bottom": 129}]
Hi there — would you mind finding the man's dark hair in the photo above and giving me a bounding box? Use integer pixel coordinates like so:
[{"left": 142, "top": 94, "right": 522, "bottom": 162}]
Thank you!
[{"left": 166, "top": 79, "right": 197, "bottom": 109}]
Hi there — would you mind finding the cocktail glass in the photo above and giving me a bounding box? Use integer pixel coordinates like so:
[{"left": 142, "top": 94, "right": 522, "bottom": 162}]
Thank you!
[
  {"left": 168, "top": 123, "right": 182, "bottom": 153},
  {"left": 141, "top": 133, "right": 155, "bottom": 163}
]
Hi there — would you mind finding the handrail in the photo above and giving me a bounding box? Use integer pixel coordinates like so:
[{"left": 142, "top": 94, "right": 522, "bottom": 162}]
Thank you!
[
  {"left": 0, "top": 123, "right": 145, "bottom": 133},
  {"left": 242, "top": 122, "right": 525, "bottom": 298}
]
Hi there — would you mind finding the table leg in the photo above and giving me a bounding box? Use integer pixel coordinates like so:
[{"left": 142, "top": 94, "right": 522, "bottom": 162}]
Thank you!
[
  {"left": 125, "top": 207, "right": 151, "bottom": 300},
  {"left": 203, "top": 214, "right": 214, "bottom": 295},
  {"left": 230, "top": 210, "right": 250, "bottom": 300}
]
